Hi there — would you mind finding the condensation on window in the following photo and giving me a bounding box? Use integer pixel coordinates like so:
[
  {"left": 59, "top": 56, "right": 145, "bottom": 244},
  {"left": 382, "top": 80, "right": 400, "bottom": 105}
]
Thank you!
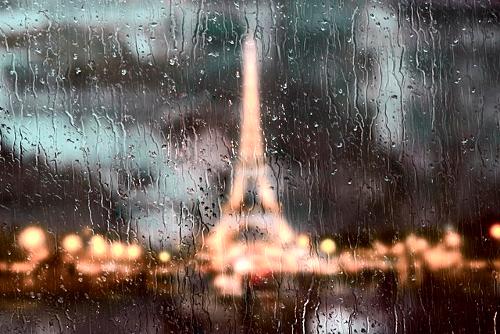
[{"left": 0, "top": 1, "right": 498, "bottom": 333}]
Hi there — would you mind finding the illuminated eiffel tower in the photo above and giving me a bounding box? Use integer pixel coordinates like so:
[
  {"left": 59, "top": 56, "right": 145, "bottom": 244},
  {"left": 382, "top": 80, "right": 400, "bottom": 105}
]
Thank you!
[
  {"left": 204, "top": 39, "right": 296, "bottom": 273},
  {"left": 224, "top": 39, "right": 281, "bottom": 216}
]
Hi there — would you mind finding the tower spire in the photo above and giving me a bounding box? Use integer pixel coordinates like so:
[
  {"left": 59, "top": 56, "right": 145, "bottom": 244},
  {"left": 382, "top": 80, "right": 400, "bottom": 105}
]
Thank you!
[{"left": 239, "top": 39, "right": 264, "bottom": 164}]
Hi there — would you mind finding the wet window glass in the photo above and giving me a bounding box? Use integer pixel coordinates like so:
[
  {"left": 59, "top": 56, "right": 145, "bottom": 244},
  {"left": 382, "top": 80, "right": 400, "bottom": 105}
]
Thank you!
[{"left": 0, "top": 0, "right": 499, "bottom": 333}]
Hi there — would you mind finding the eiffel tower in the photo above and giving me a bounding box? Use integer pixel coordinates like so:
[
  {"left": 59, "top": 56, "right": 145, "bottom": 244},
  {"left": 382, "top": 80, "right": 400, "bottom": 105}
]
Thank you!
[
  {"left": 223, "top": 39, "right": 279, "bottom": 215},
  {"left": 204, "top": 39, "right": 296, "bottom": 273}
]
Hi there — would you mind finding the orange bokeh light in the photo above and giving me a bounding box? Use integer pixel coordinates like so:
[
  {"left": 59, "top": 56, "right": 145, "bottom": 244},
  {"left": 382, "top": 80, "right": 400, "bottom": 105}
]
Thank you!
[
  {"left": 319, "top": 238, "right": 336, "bottom": 255},
  {"left": 62, "top": 234, "right": 83, "bottom": 254},
  {"left": 110, "top": 242, "right": 126, "bottom": 259},
  {"left": 444, "top": 231, "right": 462, "bottom": 248},
  {"left": 18, "top": 226, "right": 46, "bottom": 251},
  {"left": 89, "top": 235, "right": 107, "bottom": 258},
  {"left": 158, "top": 251, "right": 171, "bottom": 263},
  {"left": 489, "top": 223, "right": 500, "bottom": 240},
  {"left": 297, "top": 234, "right": 310, "bottom": 248},
  {"left": 127, "top": 244, "right": 142, "bottom": 260}
]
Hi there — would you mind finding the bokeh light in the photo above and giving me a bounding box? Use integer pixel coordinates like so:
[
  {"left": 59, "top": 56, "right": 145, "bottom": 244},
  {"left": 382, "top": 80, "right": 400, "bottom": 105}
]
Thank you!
[
  {"left": 18, "top": 226, "right": 46, "bottom": 251},
  {"left": 89, "top": 235, "right": 107, "bottom": 258},
  {"left": 127, "top": 244, "right": 142, "bottom": 260},
  {"left": 319, "top": 238, "right": 336, "bottom": 255},
  {"left": 158, "top": 251, "right": 171, "bottom": 263},
  {"left": 297, "top": 234, "right": 310, "bottom": 248},
  {"left": 110, "top": 242, "right": 126, "bottom": 259},
  {"left": 444, "top": 231, "right": 462, "bottom": 248},
  {"left": 489, "top": 223, "right": 500, "bottom": 240},
  {"left": 62, "top": 234, "right": 83, "bottom": 254}
]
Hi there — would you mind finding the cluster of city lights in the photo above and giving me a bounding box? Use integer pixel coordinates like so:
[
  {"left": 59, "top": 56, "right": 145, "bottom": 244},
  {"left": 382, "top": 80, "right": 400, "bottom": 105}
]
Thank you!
[
  {"left": 8, "top": 226, "right": 172, "bottom": 277},
  {"left": 0, "top": 221, "right": 497, "bottom": 296},
  {"left": 199, "top": 221, "right": 500, "bottom": 295}
]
